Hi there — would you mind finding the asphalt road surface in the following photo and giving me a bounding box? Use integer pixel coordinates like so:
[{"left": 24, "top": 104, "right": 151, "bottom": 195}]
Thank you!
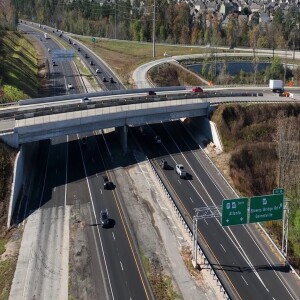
[
  {"left": 11, "top": 24, "right": 152, "bottom": 300},
  {"left": 130, "top": 121, "right": 300, "bottom": 300}
]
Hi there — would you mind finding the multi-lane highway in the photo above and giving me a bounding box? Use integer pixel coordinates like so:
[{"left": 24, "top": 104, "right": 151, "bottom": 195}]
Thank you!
[
  {"left": 10, "top": 23, "right": 152, "bottom": 300},
  {"left": 8, "top": 22, "right": 300, "bottom": 300},
  {"left": 130, "top": 121, "right": 300, "bottom": 300}
]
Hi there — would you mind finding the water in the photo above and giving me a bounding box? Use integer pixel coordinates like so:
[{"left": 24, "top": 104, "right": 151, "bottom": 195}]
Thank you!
[{"left": 188, "top": 62, "right": 271, "bottom": 76}]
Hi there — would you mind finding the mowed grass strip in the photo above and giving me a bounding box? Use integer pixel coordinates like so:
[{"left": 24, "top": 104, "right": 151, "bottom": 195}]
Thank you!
[
  {"left": 76, "top": 38, "right": 207, "bottom": 86},
  {"left": 0, "top": 31, "right": 40, "bottom": 102}
]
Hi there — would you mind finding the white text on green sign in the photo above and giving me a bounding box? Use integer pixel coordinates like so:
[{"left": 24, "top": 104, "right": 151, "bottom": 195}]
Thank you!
[
  {"left": 249, "top": 194, "right": 283, "bottom": 223},
  {"left": 222, "top": 198, "right": 248, "bottom": 226}
]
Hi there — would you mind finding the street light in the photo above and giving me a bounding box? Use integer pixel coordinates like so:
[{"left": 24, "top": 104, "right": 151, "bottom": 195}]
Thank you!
[{"left": 152, "top": 0, "right": 156, "bottom": 58}]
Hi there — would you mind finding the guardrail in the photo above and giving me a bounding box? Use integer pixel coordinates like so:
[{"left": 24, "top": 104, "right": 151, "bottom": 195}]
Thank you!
[
  {"left": 10, "top": 92, "right": 261, "bottom": 121},
  {"left": 146, "top": 157, "right": 231, "bottom": 300}
]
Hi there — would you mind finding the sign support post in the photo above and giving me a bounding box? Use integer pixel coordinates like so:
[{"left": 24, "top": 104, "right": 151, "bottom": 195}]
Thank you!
[{"left": 282, "top": 199, "right": 290, "bottom": 257}]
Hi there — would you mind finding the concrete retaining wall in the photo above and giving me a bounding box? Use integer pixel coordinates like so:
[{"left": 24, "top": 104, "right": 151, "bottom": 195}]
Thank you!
[
  {"left": 7, "top": 147, "right": 24, "bottom": 227},
  {"left": 184, "top": 116, "right": 223, "bottom": 151}
]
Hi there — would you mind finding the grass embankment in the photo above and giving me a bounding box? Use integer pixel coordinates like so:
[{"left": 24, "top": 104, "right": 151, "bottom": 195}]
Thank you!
[
  {"left": 212, "top": 104, "right": 300, "bottom": 269},
  {"left": 0, "top": 144, "right": 18, "bottom": 300},
  {"left": 141, "top": 251, "right": 181, "bottom": 300},
  {"left": 76, "top": 37, "right": 210, "bottom": 87},
  {"left": 0, "top": 31, "right": 43, "bottom": 102},
  {"left": 0, "top": 30, "right": 43, "bottom": 300}
]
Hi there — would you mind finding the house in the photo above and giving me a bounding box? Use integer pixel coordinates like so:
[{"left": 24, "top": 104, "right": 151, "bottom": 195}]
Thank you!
[
  {"left": 250, "top": 3, "right": 261, "bottom": 12},
  {"left": 259, "top": 12, "right": 271, "bottom": 23}
]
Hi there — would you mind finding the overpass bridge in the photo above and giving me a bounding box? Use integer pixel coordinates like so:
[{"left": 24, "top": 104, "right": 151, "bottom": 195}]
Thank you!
[{"left": 0, "top": 87, "right": 296, "bottom": 150}]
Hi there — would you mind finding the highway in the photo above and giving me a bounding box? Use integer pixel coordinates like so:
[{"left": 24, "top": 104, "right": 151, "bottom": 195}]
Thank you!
[
  {"left": 130, "top": 121, "right": 300, "bottom": 300},
  {"left": 8, "top": 22, "right": 300, "bottom": 300},
  {"left": 10, "top": 24, "right": 152, "bottom": 300}
]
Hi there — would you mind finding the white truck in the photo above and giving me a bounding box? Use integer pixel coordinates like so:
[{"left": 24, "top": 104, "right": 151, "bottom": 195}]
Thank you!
[
  {"left": 269, "top": 80, "right": 283, "bottom": 93},
  {"left": 176, "top": 164, "right": 187, "bottom": 179}
]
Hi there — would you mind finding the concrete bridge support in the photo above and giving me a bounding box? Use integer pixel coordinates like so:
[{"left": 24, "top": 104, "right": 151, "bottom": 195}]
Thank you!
[
  {"left": 115, "top": 125, "right": 128, "bottom": 153},
  {"left": 0, "top": 133, "right": 19, "bottom": 149}
]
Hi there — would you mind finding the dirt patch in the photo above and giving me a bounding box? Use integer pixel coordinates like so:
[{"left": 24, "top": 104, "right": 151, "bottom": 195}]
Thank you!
[{"left": 69, "top": 203, "right": 97, "bottom": 300}]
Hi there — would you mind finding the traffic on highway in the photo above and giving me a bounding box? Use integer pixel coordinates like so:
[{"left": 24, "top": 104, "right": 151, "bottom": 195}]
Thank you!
[{"left": 6, "top": 21, "right": 300, "bottom": 300}]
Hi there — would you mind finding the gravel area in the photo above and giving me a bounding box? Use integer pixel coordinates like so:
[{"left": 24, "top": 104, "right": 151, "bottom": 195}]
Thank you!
[{"left": 112, "top": 147, "right": 223, "bottom": 300}]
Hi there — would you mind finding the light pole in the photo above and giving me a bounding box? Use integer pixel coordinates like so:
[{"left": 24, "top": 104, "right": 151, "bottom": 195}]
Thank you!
[
  {"left": 152, "top": 0, "right": 156, "bottom": 58},
  {"left": 115, "top": 0, "right": 117, "bottom": 40}
]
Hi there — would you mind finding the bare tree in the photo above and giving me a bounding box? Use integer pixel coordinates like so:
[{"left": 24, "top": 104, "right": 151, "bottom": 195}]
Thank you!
[{"left": 274, "top": 112, "right": 300, "bottom": 195}]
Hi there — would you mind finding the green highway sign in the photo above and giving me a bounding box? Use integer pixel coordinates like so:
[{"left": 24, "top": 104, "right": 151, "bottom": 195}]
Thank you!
[
  {"left": 222, "top": 198, "right": 248, "bottom": 226},
  {"left": 249, "top": 194, "right": 283, "bottom": 223},
  {"left": 92, "top": 37, "right": 96, "bottom": 43},
  {"left": 273, "top": 188, "right": 284, "bottom": 195}
]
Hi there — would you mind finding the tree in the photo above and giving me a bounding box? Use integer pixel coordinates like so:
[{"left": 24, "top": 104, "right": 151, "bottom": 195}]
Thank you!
[
  {"left": 191, "top": 24, "right": 199, "bottom": 45},
  {"left": 225, "top": 14, "right": 237, "bottom": 47}
]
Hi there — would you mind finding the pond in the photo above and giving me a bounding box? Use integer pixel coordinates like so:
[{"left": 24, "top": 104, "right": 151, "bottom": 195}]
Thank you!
[{"left": 188, "top": 61, "right": 272, "bottom": 76}]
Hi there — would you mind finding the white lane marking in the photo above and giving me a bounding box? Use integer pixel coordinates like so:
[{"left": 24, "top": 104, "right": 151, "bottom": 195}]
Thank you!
[
  {"left": 189, "top": 197, "right": 194, "bottom": 203},
  {"left": 112, "top": 232, "right": 115, "bottom": 240},
  {"left": 77, "top": 134, "right": 114, "bottom": 300},
  {"left": 177, "top": 180, "right": 181, "bottom": 184},
  {"left": 100, "top": 189, "right": 102, "bottom": 195},
  {"left": 220, "top": 244, "right": 226, "bottom": 252},
  {"left": 53, "top": 187, "right": 56, "bottom": 192},
  {"left": 120, "top": 261, "right": 124, "bottom": 271},
  {"left": 165, "top": 124, "right": 270, "bottom": 292},
  {"left": 65, "top": 136, "right": 68, "bottom": 207},
  {"left": 182, "top": 125, "right": 296, "bottom": 297},
  {"left": 204, "top": 219, "right": 208, "bottom": 225},
  {"left": 241, "top": 275, "right": 248, "bottom": 286}
]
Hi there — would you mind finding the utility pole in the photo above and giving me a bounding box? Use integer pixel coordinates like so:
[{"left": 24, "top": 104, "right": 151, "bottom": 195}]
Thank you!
[
  {"left": 152, "top": 0, "right": 156, "bottom": 58},
  {"left": 115, "top": 0, "right": 117, "bottom": 40}
]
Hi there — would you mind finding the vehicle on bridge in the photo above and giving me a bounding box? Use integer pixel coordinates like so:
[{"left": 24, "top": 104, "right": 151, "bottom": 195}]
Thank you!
[
  {"left": 67, "top": 83, "right": 74, "bottom": 90},
  {"left": 269, "top": 79, "right": 284, "bottom": 93},
  {"left": 192, "top": 87, "right": 203, "bottom": 93}
]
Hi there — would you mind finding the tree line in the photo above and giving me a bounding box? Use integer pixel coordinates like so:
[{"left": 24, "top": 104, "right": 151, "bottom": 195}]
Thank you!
[{"left": 4, "top": 0, "right": 300, "bottom": 50}]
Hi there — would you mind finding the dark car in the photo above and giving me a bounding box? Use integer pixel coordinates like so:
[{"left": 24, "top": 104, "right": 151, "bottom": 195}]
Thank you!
[
  {"left": 110, "top": 77, "right": 114, "bottom": 83},
  {"left": 103, "top": 176, "right": 115, "bottom": 190},
  {"left": 100, "top": 209, "right": 110, "bottom": 228},
  {"left": 148, "top": 91, "right": 156, "bottom": 96},
  {"left": 90, "top": 61, "right": 94, "bottom": 65},
  {"left": 192, "top": 87, "right": 203, "bottom": 93},
  {"left": 84, "top": 53, "right": 89, "bottom": 58},
  {"left": 103, "top": 77, "right": 107, "bottom": 82},
  {"left": 159, "top": 159, "right": 168, "bottom": 170},
  {"left": 81, "top": 137, "right": 87, "bottom": 145},
  {"left": 77, "top": 47, "right": 81, "bottom": 51}
]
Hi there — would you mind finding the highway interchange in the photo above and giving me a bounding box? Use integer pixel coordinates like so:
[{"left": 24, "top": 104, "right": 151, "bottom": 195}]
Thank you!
[{"left": 7, "top": 22, "right": 300, "bottom": 300}]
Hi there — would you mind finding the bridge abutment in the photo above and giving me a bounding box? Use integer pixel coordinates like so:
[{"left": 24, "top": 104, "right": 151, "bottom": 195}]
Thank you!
[{"left": 0, "top": 133, "right": 19, "bottom": 149}]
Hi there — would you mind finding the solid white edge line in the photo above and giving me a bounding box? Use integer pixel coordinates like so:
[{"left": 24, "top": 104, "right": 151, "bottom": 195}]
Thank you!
[{"left": 77, "top": 134, "right": 114, "bottom": 300}]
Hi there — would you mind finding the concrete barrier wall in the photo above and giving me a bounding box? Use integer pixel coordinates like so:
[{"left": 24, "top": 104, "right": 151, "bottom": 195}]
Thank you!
[
  {"left": 7, "top": 147, "right": 24, "bottom": 227},
  {"left": 209, "top": 120, "right": 224, "bottom": 151},
  {"left": 184, "top": 116, "right": 223, "bottom": 152}
]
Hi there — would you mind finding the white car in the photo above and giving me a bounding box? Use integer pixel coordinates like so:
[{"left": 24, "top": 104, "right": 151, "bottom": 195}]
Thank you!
[
  {"left": 176, "top": 164, "right": 187, "bottom": 179},
  {"left": 67, "top": 83, "right": 74, "bottom": 90},
  {"left": 96, "top": 69, "right": 101, "bottom": 73},
  {"left": 81, "top": 97, "right": 90, "bottom": 103}
]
